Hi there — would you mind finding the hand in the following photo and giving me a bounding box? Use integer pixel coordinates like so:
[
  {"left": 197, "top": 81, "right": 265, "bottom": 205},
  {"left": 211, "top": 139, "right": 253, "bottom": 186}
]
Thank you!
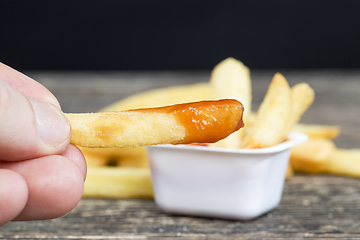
[{"left": 0, "top": 63, "right": 86, "bottom": 226}]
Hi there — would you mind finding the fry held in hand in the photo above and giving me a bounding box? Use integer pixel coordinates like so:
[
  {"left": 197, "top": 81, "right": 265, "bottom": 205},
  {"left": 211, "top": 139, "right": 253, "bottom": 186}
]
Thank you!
[{"left": 66, "top": 99, "right": 244, "bottom": 148}]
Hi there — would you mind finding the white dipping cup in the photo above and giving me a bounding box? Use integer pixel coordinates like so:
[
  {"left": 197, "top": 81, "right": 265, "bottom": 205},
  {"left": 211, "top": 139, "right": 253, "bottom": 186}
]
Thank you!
[{"left": 147, "top": 132, "right": 308, "bottom": 220}]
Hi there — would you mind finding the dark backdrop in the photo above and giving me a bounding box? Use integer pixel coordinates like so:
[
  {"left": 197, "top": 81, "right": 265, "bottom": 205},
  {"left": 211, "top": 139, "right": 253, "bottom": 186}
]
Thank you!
[{"left": 1, "top": 1, "right": 360, "bottom": 71}]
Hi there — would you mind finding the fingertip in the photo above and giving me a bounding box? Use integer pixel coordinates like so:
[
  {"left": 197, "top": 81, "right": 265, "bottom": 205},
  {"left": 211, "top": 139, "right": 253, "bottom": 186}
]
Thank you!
[
  {"left": 61, "top": 144, "right": 87, "bottom": 180},
  {"left": 0, "top": 80, "right": 71, "bottom": 161},
  {"left": 0, "top": 169, "right": 28, "bottom": 226},
  {"left": 29, "top": 98, "right": 71, "bottom": 148}
]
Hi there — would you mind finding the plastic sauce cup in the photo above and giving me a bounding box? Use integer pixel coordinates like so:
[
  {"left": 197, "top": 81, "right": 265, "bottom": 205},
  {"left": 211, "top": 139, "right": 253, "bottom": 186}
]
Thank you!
[{"left": 147, "top": 132, "right": 308, "bottom": 220}]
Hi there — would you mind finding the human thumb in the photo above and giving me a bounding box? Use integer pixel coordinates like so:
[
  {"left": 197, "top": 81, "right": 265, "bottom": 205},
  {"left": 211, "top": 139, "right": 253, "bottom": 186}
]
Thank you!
[{"left": 0, "top": 80, "right": 71, "bottom": 161}]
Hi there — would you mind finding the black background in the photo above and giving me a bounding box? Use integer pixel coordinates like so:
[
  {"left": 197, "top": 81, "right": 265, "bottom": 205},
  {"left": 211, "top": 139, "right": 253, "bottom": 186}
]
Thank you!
[{"left": 1, "top": 0, "right": 360, "bottom": 71}]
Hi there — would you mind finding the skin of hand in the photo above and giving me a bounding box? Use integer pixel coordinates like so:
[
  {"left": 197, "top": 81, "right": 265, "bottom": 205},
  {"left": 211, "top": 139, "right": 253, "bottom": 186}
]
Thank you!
[{"left": 0, "top": 63, "right": 87, "bottom": 226}]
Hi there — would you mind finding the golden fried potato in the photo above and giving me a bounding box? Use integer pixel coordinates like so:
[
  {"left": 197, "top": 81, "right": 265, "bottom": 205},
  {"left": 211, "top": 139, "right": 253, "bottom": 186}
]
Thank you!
[
  {"left": 80, "top": 146, "right": 148, "bottom": 168},
  {"left": 286, "top": 83, "right": 315, "bottom": 133},
  {"left": 68, "top": 111, "right": 184, "bottom": 148},
  {"left": 81, "top": 146, "right": 147, "bottom": 159},
  {"left": 79, "top": 146, "right": 109, "bottom": 167},
  {"left": 116, "top": 156, "right": 149, "bottom": 168},
  {"left": 325, "top": 148, "right": 360, "bottom": 178},
  {"left": 242, "top": 73, "right": 292, "bottom": 148},
  {"left": 210, "top": 57, "right": 252, "bottom": 148},
  {"left": 293, "top": 123, "right": 341, "bottom": 139},
  {"left": 101, "top": 82, "right": 211, "bottom": 112},
  {"left": 290, "top": 138, "right": 336, "bottom": 173},
  {"left": 67, "top": 99, "right": 244, "bottom": 148},
  {"left": 210, "top": 58, "right": 252, "bottom": 117},
  {"left": 83, "top": 167, "right": 153, "bottom": 198}
]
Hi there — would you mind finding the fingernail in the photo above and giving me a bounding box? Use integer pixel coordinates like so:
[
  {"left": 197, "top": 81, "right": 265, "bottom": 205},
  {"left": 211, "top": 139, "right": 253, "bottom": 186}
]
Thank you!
[{"left": 29, "top": 98, "right": 70, "bottom": 146}]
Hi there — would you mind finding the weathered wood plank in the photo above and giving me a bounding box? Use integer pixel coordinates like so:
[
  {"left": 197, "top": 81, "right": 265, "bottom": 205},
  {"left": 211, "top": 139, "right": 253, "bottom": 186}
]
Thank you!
[{"left": 2, "top": 176, "right": 360, "bottom": 239}]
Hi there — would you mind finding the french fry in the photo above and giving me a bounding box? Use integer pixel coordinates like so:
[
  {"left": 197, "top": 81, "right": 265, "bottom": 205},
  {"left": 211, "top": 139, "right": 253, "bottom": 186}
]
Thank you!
[
  {"left": 242, "top": 73, "right": 292, "bottom": 148},
  {"left": 67, "top": 99, "right": 244, "bottom": 148},
  {"left": 210, "top": 58, "right": 252, "bottom": 118},
  {"left": 293, "top": 123, "right": 340, "bottom": 139},
  {"left": 290, "top": 138, "right": 336, "bottom": 173},
  {"left": 81, "top": 146, "right": 147, "bottom": 159},
  {"left": 245, "top": 111, "right": 257, "bottom": 128},
  {"left": 116, "top": 156, "right": 149, "bottom": 168},
  {"left": 83, "top": 167, "right": 153, "bottom": 198},
  {"left": 80, "top": 146, "right": 148, "bottom": 168},
  {"left": 79, "top": 147, "right": 109, "bottom": 167},
  {"left": 286, "top": 83, "right": 315, "bottom": 133},
  {"left": 101, "top": 82, "right": 211, "bottom": 112},
  {"left": 210, "top": 58, "right": 252, "bottom": 148},
  {"left": 325, "top": 148, "right": 360, "bottom": 178}
]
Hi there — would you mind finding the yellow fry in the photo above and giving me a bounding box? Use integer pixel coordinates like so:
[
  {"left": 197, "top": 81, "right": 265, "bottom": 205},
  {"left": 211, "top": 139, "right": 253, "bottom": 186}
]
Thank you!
[
  {"left": 83, "top": 167, "right": 153, "bottom": 198},
  {"left": 115, "top": 156, "right": 149, "bottom": 168},
  {"left": 293, "top": 123, "right": 341, "bottom": 139},
  {"left": 210, "top": 57, "right": 252, "bottom": 148},
  {"left": 243, "top": 73, "right": 292, "bottom": 148},
  {"left": 79, "top": 146, "right": 148, "bottom": 168},
  {"left": 101, "top": 82, "right": 211, "bottom": 112},
  {"left": 66, "top": 100, "right": 244, "bottom": 148},
  {"left": 210, "top": 57, "right": 252, "bottom": 117},
  {"left": 67, "top": 111, "right": 184, "bottom": 148},
  {"left": 79, "top": 146, "right": 109, "bottom": 167},
  {"left": 286, "top": 83, "right": 315, "bottom": 132},
  {"left": 290, "top": 138, "right": 335, "bottom": 173},
  {"left": 82, "top": 146, "right": 147, "bottom": 161},
  {"left": 325, "top": 148, "right": 360, "bottom": 178}
]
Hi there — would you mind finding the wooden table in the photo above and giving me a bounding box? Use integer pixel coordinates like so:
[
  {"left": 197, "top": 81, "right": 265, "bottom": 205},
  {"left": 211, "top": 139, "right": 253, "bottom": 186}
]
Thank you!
[{"left": 1, "top": 70, "right": 360, "bottom": 239}]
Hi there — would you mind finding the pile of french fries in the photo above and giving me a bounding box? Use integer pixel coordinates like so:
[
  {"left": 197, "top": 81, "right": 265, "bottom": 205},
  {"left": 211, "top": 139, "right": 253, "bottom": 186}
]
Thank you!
[{"left": 81, "top": 58, "right": 360, "bottom": 199}]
